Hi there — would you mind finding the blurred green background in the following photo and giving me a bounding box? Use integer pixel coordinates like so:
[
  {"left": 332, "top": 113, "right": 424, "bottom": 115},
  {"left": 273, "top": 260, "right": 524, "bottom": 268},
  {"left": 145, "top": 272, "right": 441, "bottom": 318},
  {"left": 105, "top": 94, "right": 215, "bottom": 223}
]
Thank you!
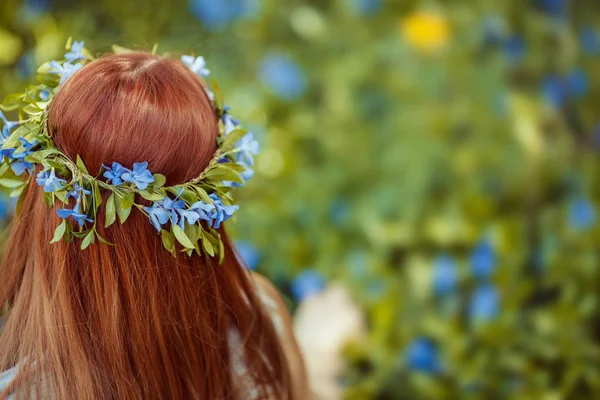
[{"left": 2, "top": 0, "right": 600, "bottom": 398}]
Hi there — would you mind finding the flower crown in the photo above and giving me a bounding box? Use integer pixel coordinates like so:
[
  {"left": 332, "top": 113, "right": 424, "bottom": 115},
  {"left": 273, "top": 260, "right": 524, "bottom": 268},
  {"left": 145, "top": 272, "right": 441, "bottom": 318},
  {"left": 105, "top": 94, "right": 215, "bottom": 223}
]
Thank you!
[{"left": 0, "top": 39, "right": 259, "bottom": 261}]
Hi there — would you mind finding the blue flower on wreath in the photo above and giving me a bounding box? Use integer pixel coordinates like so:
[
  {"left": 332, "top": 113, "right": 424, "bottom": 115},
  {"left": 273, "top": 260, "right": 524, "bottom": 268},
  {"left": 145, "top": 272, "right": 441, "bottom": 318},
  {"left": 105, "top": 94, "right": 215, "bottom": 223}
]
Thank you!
[
  {"left": 102, "top": 162, "right": 131, "bottom": 186},
  {"left": 234, "top": 132, "right": 259, "bottom": 166},
  {"left": 48, "top": 61, "right": 83, "bottom": 85},
  {"left": 207, "top": 193, "right": 238, "bottom": 229},
  {"left": 10, "top": 138, "right": 37, "bottom": 175},
  {"left": 39, "top": 90, "right": 50, "bottom": 101},
  {"left": 57, "top": 203, "right": 93, "bottom": 226},
  {"left": 36, "top": 169, "right": 67, "bottom": 193},
  {"left": 145, "top": 203, "right": 171, "bottom": 232},
  {"left": 222, "top": 106, "right": 240, "bottom": 135},
  {"left": 122, "top": 162, "right": 155, "bottom": 190},
  {"left": 181, "top": 55, "right": 210, "bottom": 78},
  {"left": 66, "top": 183, "right": 91, "bottom": 201},
  {"left": 0, "top": 111, "right": 19, "bottom": 138},
  {"left": 65, "top": 41, "right": 85, "bottom": 62}
]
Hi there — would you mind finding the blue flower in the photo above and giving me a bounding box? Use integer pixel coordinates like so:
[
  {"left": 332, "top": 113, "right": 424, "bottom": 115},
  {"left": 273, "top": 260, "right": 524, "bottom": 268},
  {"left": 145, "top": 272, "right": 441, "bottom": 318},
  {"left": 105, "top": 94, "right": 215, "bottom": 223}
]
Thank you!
[
  {"left": 405, "top": 337, "right": 442, "bottom": 374},
  {"left": 207, "top": 193, "right": 238, "bottom": 229},
  {"left": 66, "top": 183, "right": 91, "bottom": 201},
  {"left": 0, "top": 110, "right": 19, "bottom": 138},
  {"left": 349, "top": 0, "right": 382, "bottom": 16},
  {"left": 259, "top": 53, "right": 307, "bottom": 101},
  {"left": 222, "top": 106, "right": 240, "bottom": 135},
  {"left": 470, "top": 240, "right": 496, "bottom": 280},
  {"left": 188, "top": 0, "right": 245, "bottom": 31},
  {"left": 469, "top": 284, "right": 500, "bottom": 321},
  {"left": 503, "top": 36, "right": 525, "bottom": 64},
  {"left": 290, "top": 269, "right": 326, "bottom": 301},
  {"left": 144, "top": 203, "right": 171, "bottom": 232},
  {"left": 102, "top": 162, "right": 131, "bottom": 186},
  {"left": 181, "top": 55, "right": 210, "bottom": 77},
  {"left": 190, "top": 199, "right": 217, "bottom": 221},
  {"left": 17, "top": 51, "right": 36, "bottom": 79},
  {"left": 9, "top": 138, "right": 37, "bottom": 175},
  {"left": 36, "top": 169, "right": 66, "bottom": 193},
  {"left": 235, "top": 240, "right": 261, "bottom": 270},
  {"left": 537, "top": 0, "right": 567, "bottom": 17},
  {"left": 48, "top": 61, "right": 83, "bottom": 85},
  {"left": 482, "top": 15, "right": 507, "bottom": 46},
  {"left": 65, "top": 41, "right": 85, "bottom": 62},
  {"left": 566, "top": 68, "right": 588, "bottom": 98},
  {"left": 121, "top": 162, "right": 155, "bottom": 190},
  {"left": 234, "top": 132, "right": 259, "bottom": 166},
  {"left": 569, "top": 196, "right": 596, "bottom": 230},
  {"left": 432, "top": 254, "right": 457, "bottom": 296},
  {"left": 542, "top": 75, "right": 567, "bottom": 108},
  {"left": 580, "top": 27, "right": 600, "bottom": 55},
  {"left": 57, "top": 203, "right": 93, "bottom": 226},
  {"left": 39, "top": 90, "right": 50, "bottom": 101}
]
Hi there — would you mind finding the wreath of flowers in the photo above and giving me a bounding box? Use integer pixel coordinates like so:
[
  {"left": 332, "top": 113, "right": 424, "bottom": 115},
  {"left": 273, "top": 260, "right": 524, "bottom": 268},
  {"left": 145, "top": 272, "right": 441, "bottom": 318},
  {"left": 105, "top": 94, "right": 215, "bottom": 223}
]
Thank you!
[{"left": 0, "top": 39, "right": 259, "bottom": 261}]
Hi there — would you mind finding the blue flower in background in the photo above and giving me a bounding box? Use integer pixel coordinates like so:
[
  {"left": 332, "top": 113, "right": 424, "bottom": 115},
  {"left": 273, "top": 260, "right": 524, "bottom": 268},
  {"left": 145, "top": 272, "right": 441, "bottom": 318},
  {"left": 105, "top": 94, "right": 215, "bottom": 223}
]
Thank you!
[
  {"left": 290, "top": 269, "right": 326, "bottom": 301},
  {"left": 48, "top": 61, "right": 83, "bottom": 85},
  {"left": 469, "top": 284, "right": 500, "bottom": 321},
  {"left": 19, "top": 0, "right": 51, "bottom": 19},
  {"left": 405, "top": 337, "right": 442, "bottom": 374},
  {"left": 537, "top": 0, "right": 567, "bottom": 17},
  {"left": 121, "top": 162, "right": 155, "bottom": 190},
  {"left": 17, "top": 51, "right": 36, "bottom": 79},
  {"left": 566, "top": 69, "right": 588, "bottom": 98},
  {"left": 542, "top": 75, "right": 567, "bottom": 108},
  {"left": 235, "top": 240, "right": 261, "bottom": 270},
  {"left": 580, "top": 27, "right": 600, "bottom": 55},
  {"left": 188, "top": 0, "right": 244, "bottom": 31},
  {"left": 102, "top": 162, "right": 131, "bottom": 186},
  {"left": 482, "top": 15, "right": 507, "bottom": 46},
  {"left": 36, "top": 169, "right": 66, "bottom": 193},
  {"left": 329, "top": 199, "right": 351, "bottom": 227},
  {"left": 57, "top": 203, "right": 93, "bottom": 226},
  {"left": 470, "top": 240, "right": 496, "bottom": 280},
  {"left": 259, "top": 53, "right": 307, "bottom": 101},
  {"left": 181, "top": 55, "right": 210, "bottom": 78},
  {"left": 503, "top": 36, "right": 525, "bottom": 64},
  {"left": 432, "top": 254, "right": 457, "bottom": 296},
  {"left": 569, "top": 196, "right": 596, "bottom": 230},
  {"left": 348, "top": 0, "right": 382, "bottom": 16}
]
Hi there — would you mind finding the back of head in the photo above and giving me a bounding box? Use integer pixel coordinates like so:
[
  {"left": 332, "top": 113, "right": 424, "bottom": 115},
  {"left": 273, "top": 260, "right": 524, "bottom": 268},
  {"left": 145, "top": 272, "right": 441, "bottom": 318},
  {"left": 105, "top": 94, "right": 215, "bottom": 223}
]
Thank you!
[{"left": 0, "top": 52, "right": 290, "bottom": 399}]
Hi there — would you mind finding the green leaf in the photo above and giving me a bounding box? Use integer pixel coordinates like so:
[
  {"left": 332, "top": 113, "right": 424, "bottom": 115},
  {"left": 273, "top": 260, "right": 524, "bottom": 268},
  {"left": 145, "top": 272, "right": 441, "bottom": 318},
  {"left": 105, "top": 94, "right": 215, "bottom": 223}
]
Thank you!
[
  {"left": 81, "top": 230, "right": 95, "bottom": 250},
  {"left": 112, "top": 44, "right": 134, "bottom": 54},
  {"left": 201, "top": 234, "right": 215, "bottom": 257},
  {"left": 50, "top": 220, "right": 67, "bottom": 244},
  {"left": 153, "top": 173, "right": 166, "bottom": 188},
  {"left": 105, "top": 193, "right": 116, "bottom": 228},
  {"left": 9, "top": 184, "right": 26, "bottom": 198},
  {"left": 0, "top": 178, "right": 25, "bottom": 188},
  {"left": 120, "top": 192, "right": 135, "bottom": 209},
  {"left": 138, "top": 190, "right": 166, "bottom": 201},
  {"left": 76, "top": 155, "right": 89, "bottom": 174},
  {"left": 55, "top": 190, "right": 67, "bottom": 203},
  {"left": 211, "top": 78, "right": 225, "bottom": 110},
  {"left": 43, "top": 192, "right": 55, "bottom": 208},
  {"left": 221, "top": 128, "right": 248, "bottom": 151},
  {"left": 23, "top": 104, "right": 42, "bottom": 116},
  {"left": 95, "top": 231, "right": 115, "bottom": 246},
  {"left": 172, "top": 224, "right": 195, "bottom": 249},
  {"left": 203, "top": 165, "right": 244, "bottom": 184},
  {"left": 115, "top": 193, "right": 133, "bottom": 224},
  {"left": 218, "top": 238, "right": 225, "bottom": 264},
  {"left": 193, "top": 186, "right": 213, "bottom": 203},
  {"left": 161, "top": 229, "right": 175, "bottom": 253},
  {"left": 93, "top": 182, "right": 102, "bottom": 210}
]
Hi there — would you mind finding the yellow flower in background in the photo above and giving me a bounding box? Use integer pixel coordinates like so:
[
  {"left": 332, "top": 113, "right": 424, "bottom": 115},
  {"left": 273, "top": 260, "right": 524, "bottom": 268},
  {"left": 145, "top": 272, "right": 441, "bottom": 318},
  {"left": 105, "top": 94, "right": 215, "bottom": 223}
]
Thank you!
[{"left": 401, "top": 11, "right": 450, "bottom": 52}]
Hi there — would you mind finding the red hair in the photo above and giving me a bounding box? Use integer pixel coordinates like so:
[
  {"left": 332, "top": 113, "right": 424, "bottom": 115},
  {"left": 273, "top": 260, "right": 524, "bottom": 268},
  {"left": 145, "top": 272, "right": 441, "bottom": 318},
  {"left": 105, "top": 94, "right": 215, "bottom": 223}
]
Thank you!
[{"left": 0, "top": 53, "right": 292, "bottom": 399}]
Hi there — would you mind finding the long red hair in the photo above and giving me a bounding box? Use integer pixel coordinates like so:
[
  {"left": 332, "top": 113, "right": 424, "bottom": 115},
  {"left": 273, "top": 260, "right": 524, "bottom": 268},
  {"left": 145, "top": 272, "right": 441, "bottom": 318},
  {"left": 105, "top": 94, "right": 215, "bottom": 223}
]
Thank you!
[{"left": 0, "top": 53, "right": 292, "bottom": 399}]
